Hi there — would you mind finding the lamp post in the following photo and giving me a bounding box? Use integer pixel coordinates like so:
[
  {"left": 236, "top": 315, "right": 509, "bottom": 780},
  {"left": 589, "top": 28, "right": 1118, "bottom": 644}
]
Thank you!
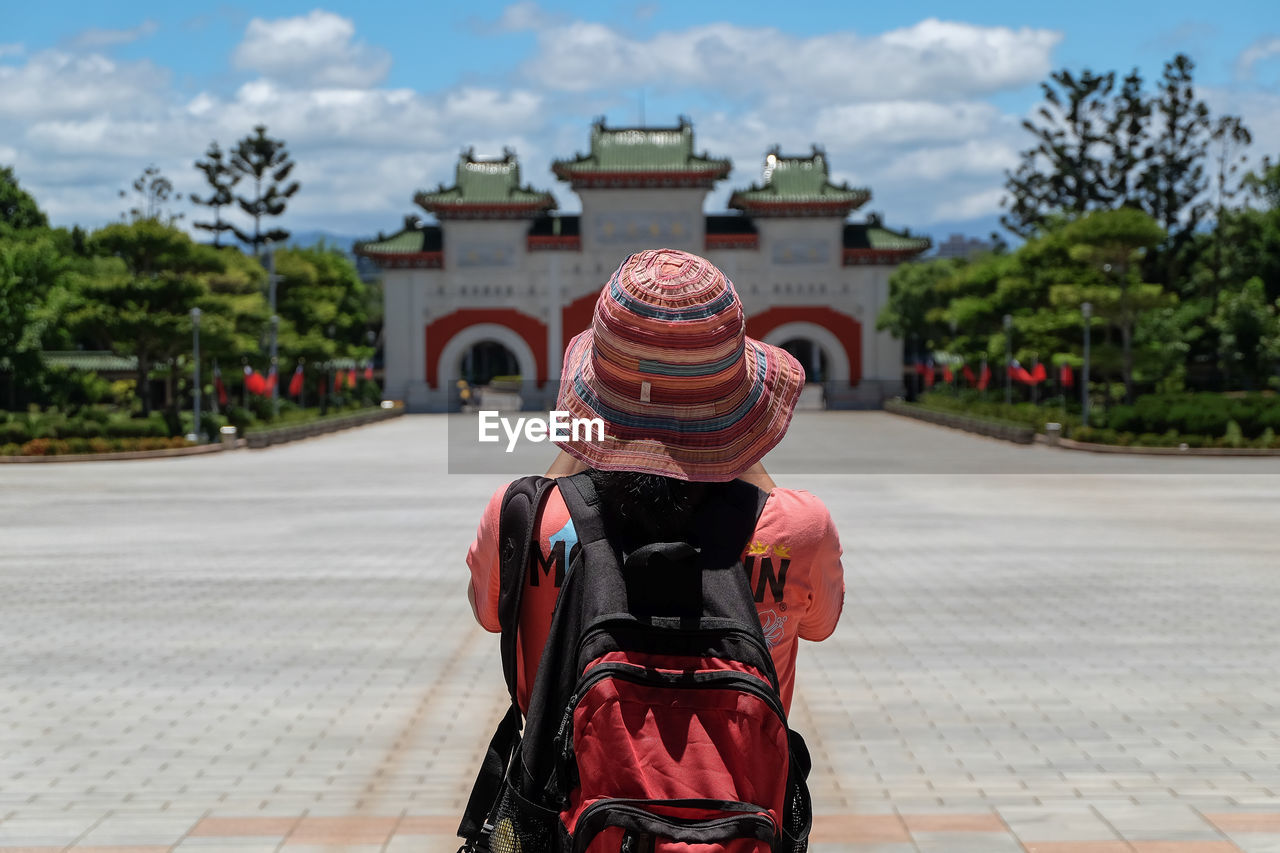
[
  {"left": 190, "top": 307, "right": 202, "bottom": 440},
  {"left": 1081, "top": 301, "right": 1093, "bottom": 428},
  {"left": 1003, "top": 313, "right": 1013, "bottom": 406},
  {"left": 265, "top": 247, "right": 280, "bottom": 416},
  {"left": 269, "top": 314, "right": 279, "bottom": 417}
]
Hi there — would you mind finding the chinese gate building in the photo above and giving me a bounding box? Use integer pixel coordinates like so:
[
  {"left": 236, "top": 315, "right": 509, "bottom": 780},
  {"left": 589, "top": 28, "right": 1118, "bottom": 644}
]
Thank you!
[{"left": 357, "top": 119, "right": 929, "bottom": 411}]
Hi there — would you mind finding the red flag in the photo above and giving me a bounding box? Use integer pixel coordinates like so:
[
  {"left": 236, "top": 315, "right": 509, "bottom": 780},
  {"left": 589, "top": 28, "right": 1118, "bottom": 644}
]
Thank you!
[
  {"left": 978, "top": 361, "right": 991, "bottom": 390},
  {"left": 962, "top": 364, "right": 976, "bottom": 385},
  {"left": 346, "top": 368, "right": 357, "bottom": 389},
  {"left": 288, "top": 365, "right": 304, "bottom": 398},
  {"left": 914, "top": 361, "right": 927, "bottom": 376},
  {"left": 1009, "top": 360, "right": 1033, "bottom": 384},
  {"left": 333, "top": 371, "right": 341, "bottom": 393},
  {"left": 1030, "top": 362, "right": 1047, "bottom": 384},
  {"left": 942, "top": 364, "right": 954, "bottom": 383},
  {"left": 246, "top": 370, "right": 266, "bottom": 395},
  {"left": 923, "top": 362, "right": 935, "bottom": 388},
  {"left": 264, "top": 366, "right": 277, "bottom": 393},
  {"left": 363, "top": 363, "right": 374, "bottom": 381},
  {"left": 214, "top": 364, "right": 228, "bottom": 407},
  {"left": 1060, "top": 363, "right": 1075, "bottom": 389}
]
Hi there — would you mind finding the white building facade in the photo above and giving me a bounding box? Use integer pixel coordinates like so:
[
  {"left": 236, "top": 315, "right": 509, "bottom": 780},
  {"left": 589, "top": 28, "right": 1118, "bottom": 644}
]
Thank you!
[{"left": 358, "top": 120, "right": 929, "bottom": 412}]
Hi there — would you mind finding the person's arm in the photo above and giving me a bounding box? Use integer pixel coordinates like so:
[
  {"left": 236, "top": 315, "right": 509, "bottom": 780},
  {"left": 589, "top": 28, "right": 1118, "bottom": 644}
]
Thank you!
[{"left": 545, "top": 450, "right": 588, "bottom": 478}]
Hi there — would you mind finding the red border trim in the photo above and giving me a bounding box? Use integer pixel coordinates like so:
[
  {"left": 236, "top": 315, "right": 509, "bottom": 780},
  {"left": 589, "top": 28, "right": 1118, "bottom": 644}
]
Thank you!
[
  {"left": 426, "top": 308, "right": 548, "bottom": 388},
  {"left": 553, "top": 167, "right": 729, "bottom": 189},
  {"left": 528, "top": 235, "right": 582, "bottom": 251},
  {"left": 731, "top": 198, "right": 868, "bottom": 217},
  {"left": 745, "top": 306, "right": 862, "bottom": 387},
  {"left": 705, "top": 234, "right": 758, "bottom": 250}
]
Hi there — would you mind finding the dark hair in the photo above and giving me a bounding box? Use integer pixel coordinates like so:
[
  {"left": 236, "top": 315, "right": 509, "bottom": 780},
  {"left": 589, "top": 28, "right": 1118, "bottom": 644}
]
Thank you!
[{"left": 586, "top": 469, "right": 708, "bottom": 545}]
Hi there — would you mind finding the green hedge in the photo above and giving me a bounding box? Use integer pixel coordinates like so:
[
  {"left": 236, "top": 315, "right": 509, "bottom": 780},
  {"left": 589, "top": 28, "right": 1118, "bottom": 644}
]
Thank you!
[
  {"left": 917, "top": 392, "right": 1081, "bottom": 433},
  {"left": 0, "top": 408, "right": 171, "bottom": 443},
  {"left": 0, "top": 436, "right": 193, "bottom": 456},
  {"left": 1105, "top": 393, "right": 1280, "bottom": 438}
]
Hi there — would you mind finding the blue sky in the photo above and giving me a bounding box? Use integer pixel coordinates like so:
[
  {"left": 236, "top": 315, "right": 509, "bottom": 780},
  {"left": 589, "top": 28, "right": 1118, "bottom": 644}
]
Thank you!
[{"left": 3, "top": 1, "right": 1278, "bottom": 243}]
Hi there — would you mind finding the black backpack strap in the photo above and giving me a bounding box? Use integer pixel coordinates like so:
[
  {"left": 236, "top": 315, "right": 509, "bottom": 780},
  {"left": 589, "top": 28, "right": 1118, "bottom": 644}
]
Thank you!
[
  {"left": 458, "top": 475, "right": 554, "bottom": 845},
  {"left": 497, "top": 475, "right": 556, "bottom": 704}
]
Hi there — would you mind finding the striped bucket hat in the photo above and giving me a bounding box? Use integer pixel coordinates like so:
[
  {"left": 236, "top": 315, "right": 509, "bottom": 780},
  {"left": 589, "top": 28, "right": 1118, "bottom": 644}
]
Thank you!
[{"left": 555, "top": 248, "right": 804, "bottom": 482}]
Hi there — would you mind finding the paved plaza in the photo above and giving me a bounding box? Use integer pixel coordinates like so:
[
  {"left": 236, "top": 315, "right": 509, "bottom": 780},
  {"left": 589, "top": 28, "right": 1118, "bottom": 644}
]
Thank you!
[{"left": 2, "top": 412, "right": 1280, "bottom": 852}]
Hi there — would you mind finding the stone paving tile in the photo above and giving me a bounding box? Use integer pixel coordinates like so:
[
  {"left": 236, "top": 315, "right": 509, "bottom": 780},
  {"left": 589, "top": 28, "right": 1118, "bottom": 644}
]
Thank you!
[
  {"left": 1022, "top": 844, "right": 1135, "bottom": 853},
  {"left": 1228, "top": 838, "right": 1280, "bottom": 853},
  {"left": 1128, "top": 844, "right": 1243, "bottom": 852},
  {"left": 3, "top": 416, "right": 1280, "bottom": 844},
  {"left": 1207, "top": 816, "right": 1280, "bottom": 833}
]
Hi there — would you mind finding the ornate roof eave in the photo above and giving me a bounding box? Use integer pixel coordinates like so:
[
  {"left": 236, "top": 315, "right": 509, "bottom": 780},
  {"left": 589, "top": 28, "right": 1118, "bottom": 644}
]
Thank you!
[
  {"left": 551, "top": 166, "right": 730, "bottom": 189},
  {"left": 729, "top": 197, "right": 870, "bottom": 217},
  {"left": 414, "top": 199, "right": 554, "bottom": 220}
]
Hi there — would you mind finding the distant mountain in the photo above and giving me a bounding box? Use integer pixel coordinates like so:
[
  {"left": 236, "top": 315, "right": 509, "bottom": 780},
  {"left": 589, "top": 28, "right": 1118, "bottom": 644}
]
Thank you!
[{"left": 286, "top": 230, "right": 369, "bottom": 254}]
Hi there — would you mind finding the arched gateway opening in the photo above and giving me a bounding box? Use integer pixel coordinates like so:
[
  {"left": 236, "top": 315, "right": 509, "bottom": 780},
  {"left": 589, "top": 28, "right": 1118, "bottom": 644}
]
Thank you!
[
  {"left": 778, "top": 338, "right": 831, "bottom": 385},
  {"left": 460, "top": 341, "right": 520, "bottom": 386}
]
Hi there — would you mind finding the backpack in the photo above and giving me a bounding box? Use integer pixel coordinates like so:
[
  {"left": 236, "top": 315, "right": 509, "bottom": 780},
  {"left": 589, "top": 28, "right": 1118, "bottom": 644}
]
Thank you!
[{"left": 459, "top": 472, "right": 812, "bottom": 853}]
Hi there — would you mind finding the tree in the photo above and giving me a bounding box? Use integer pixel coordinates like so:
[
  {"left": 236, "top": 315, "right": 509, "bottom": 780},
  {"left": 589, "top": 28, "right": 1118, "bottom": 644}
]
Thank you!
[
  {"left": 0, "top": 232, "right": 75, "bottom": 408},
  {"left": 1002, "top": 68, "right": 1118, "bottom": 237},
  {"left": 0, "top": 166, "right": 48, "bottom": 232},
  {"left": 1137, "top": 55, "right": 1212, "bottom": 245},
  {"left": 1211, "top": 277, "right": 1280, "bottom": 389},
  {"left": 877, "top": 258, "right": 961, "bottom": 360},
  {"left": 230, "top": 125, "right": 300, "bottom": 253},
  {"left": 190, "top": 142, "right": 240, "bottom": 247},
  {"left": 1052, "top": 209, "right": 1172, "bottom": 403},
  {"left": 73, "top": 221, "right": 227, "bottom": 420}
]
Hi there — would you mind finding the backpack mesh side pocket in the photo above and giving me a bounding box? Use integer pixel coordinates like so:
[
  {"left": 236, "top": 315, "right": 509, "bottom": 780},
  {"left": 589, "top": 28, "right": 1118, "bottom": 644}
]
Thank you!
[{"left": 486, "top": 780, "right": 558, "bottom": 853}]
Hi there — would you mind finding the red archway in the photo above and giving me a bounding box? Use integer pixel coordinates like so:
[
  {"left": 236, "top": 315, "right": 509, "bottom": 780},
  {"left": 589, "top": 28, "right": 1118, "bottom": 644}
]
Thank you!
[
  {"left": 561, "top": 291, "right": 598, "bottom": 343},
  {"left": 745, "top": 306, "right": 862, "bottom": 386},
  {"left": 425, "top": 308, "right": 548, "bottom": 388}
]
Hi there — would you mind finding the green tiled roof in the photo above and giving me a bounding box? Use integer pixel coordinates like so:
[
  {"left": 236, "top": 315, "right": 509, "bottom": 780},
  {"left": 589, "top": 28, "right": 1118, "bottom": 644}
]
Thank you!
[
  {"left": 42, "top": 351, "right": 137, "bottom": 371},
  {"left": 355, "top": 220, "right": 443, "bottom": 255},
  {"left": 843, "top": 221, "right": 932, "bottom": 252},
  {"left": 552, "top": 118, "right": 731, "bottom": 176},
  {"left": 731, "top": 146, "right": 871, "bottom": 209},
  {"left": 416, "top": 148, "right": 554, "bottom": 211},
  {"left": 356, "top": 229, "right": 425, "bottom": 254}
]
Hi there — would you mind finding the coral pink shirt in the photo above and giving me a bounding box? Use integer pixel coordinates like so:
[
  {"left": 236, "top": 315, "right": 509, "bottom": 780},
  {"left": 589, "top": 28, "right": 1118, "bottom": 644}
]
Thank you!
[{"left": 466, "top": 483, "right": 845, "bottom": 713}]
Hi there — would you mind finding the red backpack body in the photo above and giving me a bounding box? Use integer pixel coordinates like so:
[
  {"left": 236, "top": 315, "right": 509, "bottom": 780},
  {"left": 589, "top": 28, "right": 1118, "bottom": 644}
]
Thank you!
[{"left": 459, "top": 473, "right": 811, "bottom": 853}]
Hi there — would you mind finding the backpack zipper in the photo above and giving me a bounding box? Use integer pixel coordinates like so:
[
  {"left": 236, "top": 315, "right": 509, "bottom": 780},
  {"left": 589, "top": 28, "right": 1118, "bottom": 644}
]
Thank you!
[{"left": 573, "top": 799, "right": 776, "bottom": 853}]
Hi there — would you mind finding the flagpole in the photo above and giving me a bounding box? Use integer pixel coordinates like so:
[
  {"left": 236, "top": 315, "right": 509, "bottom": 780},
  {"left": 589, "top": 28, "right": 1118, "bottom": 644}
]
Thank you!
[
  {"left": 190, "top": 307, "right": 201, "bottom": 441},
  {"left": 1003, "top": 314, "right": 1013, "bottom": 406},
  {"left": 1082, "top": 302, "right": 1093, "bottom": 428}
]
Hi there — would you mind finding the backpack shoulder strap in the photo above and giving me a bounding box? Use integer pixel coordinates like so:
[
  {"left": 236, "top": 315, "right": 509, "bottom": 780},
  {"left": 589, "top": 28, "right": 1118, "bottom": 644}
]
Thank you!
[
  {"left": 457, "top": 475, "right": 555, "bottom": 846},
  {"left": 497, "top": 474, "right": 556, "bottom": 706}
]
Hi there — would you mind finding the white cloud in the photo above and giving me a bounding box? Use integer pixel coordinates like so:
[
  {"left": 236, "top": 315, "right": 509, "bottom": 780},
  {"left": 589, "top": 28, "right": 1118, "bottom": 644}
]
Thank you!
[
  {"left": 233, "top": 10, "right": 391, "bottom": 88},
  {"left": 932, "top": 188, "right": 1007, "bottom": 222},
  {"left": 69, "top": 20, "right": 159, "bottom": 50},
  {"left": 518, "top": 17, "right": 1061, "bottom": 100},
  {"left": 1235, "top": 36, "right": 1280, "bottom": 81},
  {"left": 814, "top": 101, "right": 1006, "bottom": 148},
  {"left": 0, "top": 43, "right": 23, "bottom": 58},
  {"left": 0, "top": 50, "right": 170, "bottom": 119},
  {"left": 493, "top": 1, "right": 559, "bottom": 32}
]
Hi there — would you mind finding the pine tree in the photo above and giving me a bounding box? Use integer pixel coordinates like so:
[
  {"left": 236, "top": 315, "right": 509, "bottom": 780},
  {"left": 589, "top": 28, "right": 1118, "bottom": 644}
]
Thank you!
[
  {"left": 230, "top": 125, "right": 300, "bottom": 253},
  {"left": 120, "top": 165, "right": 181, "bottom": 224},
  {"left": 190, "top": 142, "right": 240, "bottom": 247},
  {"left": 1001, "top": 68, "right": 1117, "bottom": 237}
]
